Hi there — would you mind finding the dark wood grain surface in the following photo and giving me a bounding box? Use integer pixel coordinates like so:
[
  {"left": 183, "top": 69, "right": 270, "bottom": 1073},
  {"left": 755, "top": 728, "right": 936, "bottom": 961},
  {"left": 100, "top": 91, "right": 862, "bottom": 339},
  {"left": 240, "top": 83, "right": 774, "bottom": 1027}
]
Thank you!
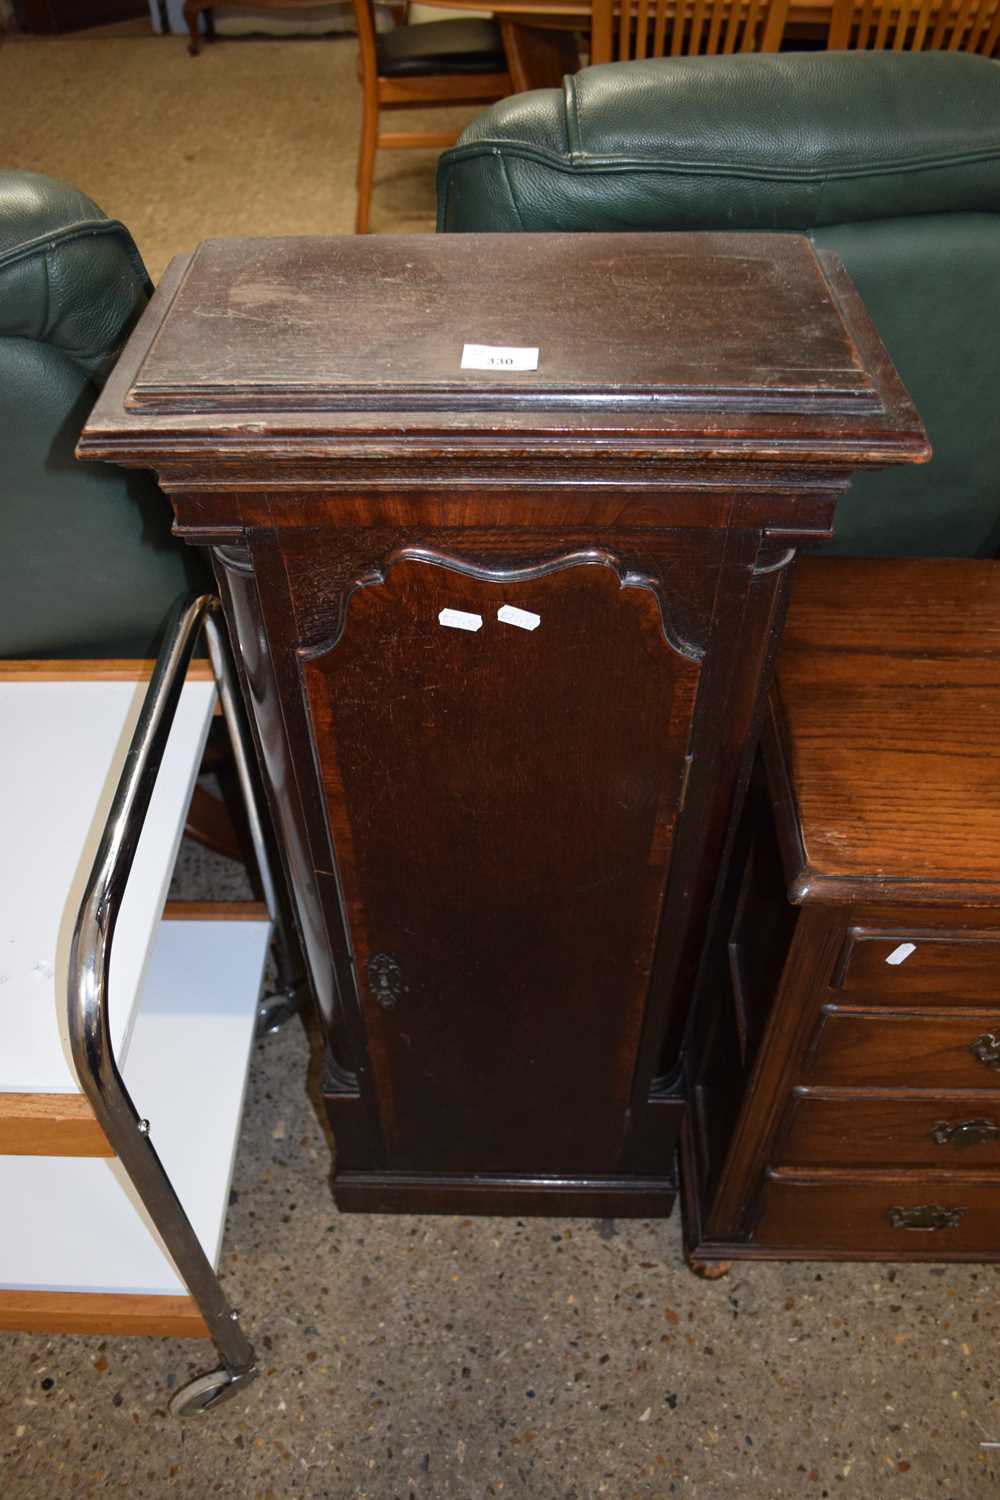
[
  {"left": 755, "top": 1174, "right": 1000, "bottom": 1256},
  {"left": 127, "top": 234, "right": 876, "bottom": 412},
  {"left": 81, "top": 234, "right": 928, "bottom": 469},
  {"left": 835, "top": 933, "right": 1000, "bottom": 1006},
  {"left": 777, "top": 1093, "right": 1000, "bottom": 1170},
  {"left": 304, "top": 554, "right": 698, "bottom": 1176},
  {"left": 774, "top": 558, "right": 1000, "bottom": 903},
  {"left": 805, "top": 1011, "right": 1000, "bottom": 1091}
]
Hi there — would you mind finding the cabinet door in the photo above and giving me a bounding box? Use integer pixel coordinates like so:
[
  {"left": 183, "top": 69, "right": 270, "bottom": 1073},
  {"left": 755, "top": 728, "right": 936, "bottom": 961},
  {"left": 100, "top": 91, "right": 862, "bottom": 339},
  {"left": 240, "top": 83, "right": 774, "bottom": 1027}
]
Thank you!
[{"left": 300, "top": 551, "right": 701, "bottom": 1176}]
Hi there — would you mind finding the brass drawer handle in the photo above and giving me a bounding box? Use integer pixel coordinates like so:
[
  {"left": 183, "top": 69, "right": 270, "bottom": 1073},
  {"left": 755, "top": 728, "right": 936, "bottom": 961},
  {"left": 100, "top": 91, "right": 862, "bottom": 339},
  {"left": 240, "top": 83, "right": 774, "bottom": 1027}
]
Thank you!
[
  {"left": 970, "top": 1032, "right": 1000, "bottom": 1070},
  {"left": 888, "top": 1204, "right": 965, "bottom": 1232},
  {"left": 931, "top": 1118, "right": 1000, "bottom": 1148}
]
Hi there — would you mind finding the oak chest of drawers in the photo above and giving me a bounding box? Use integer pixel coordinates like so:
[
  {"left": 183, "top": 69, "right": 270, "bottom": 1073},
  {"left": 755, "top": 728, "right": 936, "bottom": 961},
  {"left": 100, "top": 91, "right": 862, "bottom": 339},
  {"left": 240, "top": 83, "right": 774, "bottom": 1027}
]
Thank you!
[{"left": 684, "top": 557, "right": 1000, "bottom": 1264}]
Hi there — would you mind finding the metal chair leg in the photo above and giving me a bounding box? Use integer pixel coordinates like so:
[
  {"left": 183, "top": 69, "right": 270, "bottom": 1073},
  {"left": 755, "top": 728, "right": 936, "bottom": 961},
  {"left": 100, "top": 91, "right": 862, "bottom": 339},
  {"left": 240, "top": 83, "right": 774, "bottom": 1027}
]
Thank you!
[{"left": 68, "top": 592, "right": 293, "bottom": 1415}]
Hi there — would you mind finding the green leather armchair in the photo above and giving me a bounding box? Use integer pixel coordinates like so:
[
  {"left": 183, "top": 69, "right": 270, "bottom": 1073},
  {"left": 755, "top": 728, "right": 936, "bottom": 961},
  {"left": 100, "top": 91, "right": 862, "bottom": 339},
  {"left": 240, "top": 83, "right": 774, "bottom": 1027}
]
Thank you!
[
  {"left": 0, "top": 171, "right": 209, "bottom": 658},
  {"left": 437, "top": 52, "right": 1000, "bottom": 556}
]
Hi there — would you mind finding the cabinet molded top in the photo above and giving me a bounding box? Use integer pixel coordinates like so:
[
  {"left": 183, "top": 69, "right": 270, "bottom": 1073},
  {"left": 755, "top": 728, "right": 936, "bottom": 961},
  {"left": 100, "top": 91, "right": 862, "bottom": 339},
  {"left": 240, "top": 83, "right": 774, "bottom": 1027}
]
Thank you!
[{"left": 80, "top": 233, "right": 928, "bottom": 471}]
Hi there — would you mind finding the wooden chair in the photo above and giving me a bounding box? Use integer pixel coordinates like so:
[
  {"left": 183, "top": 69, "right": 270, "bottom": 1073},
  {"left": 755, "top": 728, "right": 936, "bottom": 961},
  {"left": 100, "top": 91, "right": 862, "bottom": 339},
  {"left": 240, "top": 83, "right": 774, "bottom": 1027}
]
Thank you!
[
  {"left": 352, "top": 0, "right": 511, "bottom": 235},
  {"left": 589, "top": 0, "right": 789, "bottom": 60},
  {"left": 827, "top": 0, "right": 1000, "bottom": 53}
]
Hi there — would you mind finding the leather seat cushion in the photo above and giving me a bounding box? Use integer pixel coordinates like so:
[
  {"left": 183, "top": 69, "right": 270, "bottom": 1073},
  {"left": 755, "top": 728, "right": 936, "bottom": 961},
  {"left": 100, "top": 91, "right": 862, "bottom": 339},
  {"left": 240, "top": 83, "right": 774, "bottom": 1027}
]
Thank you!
[{"left": 378, "top": 18, "right": 505, "bottom": 77}]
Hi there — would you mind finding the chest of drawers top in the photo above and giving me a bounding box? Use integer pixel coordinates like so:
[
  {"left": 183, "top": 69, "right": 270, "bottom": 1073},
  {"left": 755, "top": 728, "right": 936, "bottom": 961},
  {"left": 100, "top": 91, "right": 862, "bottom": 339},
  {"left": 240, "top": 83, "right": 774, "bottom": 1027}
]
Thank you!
[{"left": 770, "top": 557, "right": 1000, "bottom": 910}]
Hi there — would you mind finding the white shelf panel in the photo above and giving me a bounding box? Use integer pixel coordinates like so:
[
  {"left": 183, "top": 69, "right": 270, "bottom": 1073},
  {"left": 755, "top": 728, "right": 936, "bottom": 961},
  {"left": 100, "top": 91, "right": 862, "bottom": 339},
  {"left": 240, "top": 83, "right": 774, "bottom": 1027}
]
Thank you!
[
  {"left": 0, "top": 918, "right": 269, "bottom": 1297},
  {"left": 0, "top": 677, "right": 216, "bottom": 1094}
]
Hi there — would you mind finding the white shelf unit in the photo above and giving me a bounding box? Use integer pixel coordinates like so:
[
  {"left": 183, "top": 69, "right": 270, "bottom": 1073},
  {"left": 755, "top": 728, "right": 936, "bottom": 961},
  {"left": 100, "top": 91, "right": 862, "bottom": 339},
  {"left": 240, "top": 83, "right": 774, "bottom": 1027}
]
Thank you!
[{"left": 0, "top": 670, "right": 271, "bottom": 1335}]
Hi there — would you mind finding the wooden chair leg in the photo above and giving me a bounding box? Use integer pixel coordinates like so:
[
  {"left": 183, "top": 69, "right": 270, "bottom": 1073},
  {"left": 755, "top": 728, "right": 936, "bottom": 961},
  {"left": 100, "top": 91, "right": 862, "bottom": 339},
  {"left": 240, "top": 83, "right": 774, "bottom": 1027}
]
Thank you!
[
  {"left": 499, "top": 17, "right": 580, "bottom": 90},
  {"left": 355, "top": 95, "right": 379, "bottom": 234},
  {"left": 184, "top": 0, "right": 203, "bottom": 55}
]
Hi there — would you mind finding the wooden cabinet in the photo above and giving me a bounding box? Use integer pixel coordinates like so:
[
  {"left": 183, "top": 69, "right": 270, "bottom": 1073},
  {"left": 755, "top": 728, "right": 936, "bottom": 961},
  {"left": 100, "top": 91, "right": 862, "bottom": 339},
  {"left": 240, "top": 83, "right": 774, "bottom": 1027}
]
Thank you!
[
  {"left": 14, "top": 0, "right": 146, "bottom": 31},
  {"left": 79, "top": 233, "right": 926, "bottom": 1217},
  {"left": 684, "top": 558, "right": 1000, "bottom": 1264}
]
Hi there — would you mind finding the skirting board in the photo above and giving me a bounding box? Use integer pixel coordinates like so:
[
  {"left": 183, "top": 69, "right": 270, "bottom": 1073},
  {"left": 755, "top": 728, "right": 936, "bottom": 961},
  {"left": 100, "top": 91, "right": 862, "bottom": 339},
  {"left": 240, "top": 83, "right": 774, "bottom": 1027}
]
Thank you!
[
  {"left": 334, "top": 1171, "right": 678, "bottom": 1218},
  {"left": 0, "top": 1291, "right": 210, "bottom": 1339}
]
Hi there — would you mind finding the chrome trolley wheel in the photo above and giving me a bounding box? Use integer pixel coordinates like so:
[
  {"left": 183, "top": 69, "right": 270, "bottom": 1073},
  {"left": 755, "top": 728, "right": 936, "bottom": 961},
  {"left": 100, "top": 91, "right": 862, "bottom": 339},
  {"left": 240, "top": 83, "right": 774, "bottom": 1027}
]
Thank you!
[{"left": 169, "top": 1364, "right": 258, "bottom": 1418}]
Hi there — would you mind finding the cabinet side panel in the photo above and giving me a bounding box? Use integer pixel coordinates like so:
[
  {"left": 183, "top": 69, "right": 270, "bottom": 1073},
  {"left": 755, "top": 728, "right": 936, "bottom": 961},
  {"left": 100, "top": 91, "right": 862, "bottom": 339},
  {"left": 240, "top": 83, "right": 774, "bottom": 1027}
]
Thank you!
[{"left": 213, "top": 549, "right": 336, "bottom": 1024}]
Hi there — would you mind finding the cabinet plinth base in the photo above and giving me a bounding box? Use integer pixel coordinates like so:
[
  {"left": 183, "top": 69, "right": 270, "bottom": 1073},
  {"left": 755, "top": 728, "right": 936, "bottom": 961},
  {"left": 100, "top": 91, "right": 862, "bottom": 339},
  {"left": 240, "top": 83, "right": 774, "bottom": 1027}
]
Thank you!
[{"left": 333, "top": 1171, "right": 677, "bottom": 1219}]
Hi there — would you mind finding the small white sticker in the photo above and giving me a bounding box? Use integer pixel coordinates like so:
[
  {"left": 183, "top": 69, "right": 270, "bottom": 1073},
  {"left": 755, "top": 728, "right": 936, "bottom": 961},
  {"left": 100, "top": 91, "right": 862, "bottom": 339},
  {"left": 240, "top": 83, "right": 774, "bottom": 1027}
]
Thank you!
[
  {"left": 885, "top": 942, "right": 916, "bottom": 966},
  {"left": 438, "top": 608, "right": 483, "bottom": 632},
  {"left": 497, "top": 604, "right": 541, "bottom": 632},
  {"left": 461, "top": 343, "right": 539, "bottom": 372}
]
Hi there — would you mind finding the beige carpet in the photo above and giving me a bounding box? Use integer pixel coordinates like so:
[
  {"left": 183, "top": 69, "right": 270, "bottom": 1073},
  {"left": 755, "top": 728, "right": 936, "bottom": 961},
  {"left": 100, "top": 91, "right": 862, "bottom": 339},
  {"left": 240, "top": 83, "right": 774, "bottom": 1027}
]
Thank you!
[{"left": 0, "top": 32, "right": 481, "bottom": 278}]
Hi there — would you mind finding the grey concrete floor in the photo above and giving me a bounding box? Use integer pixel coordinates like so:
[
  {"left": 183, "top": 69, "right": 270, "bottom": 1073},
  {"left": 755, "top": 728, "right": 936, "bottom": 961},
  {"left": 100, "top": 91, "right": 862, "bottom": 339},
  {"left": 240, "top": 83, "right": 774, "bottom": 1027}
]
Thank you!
[{"left": 1, "top": 842, "right": 998, "bottom": 1498}]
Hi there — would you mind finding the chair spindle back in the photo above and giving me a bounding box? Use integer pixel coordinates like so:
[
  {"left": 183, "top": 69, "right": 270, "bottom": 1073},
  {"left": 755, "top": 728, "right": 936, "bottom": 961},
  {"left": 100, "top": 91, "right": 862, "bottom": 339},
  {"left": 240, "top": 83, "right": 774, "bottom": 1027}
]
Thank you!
[
  {"left": 827, "top": 0, "right": 1000, "bottom": 54},
  {"left": 590, "top": 0, "right": 788, "bottom": 61}
]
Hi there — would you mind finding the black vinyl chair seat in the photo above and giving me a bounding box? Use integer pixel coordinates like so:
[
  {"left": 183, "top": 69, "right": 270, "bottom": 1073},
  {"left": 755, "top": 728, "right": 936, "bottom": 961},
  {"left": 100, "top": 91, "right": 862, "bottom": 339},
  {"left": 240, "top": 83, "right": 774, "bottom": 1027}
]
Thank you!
[{"left": 376, "top": 17, "right": 506, "bottom": 77}]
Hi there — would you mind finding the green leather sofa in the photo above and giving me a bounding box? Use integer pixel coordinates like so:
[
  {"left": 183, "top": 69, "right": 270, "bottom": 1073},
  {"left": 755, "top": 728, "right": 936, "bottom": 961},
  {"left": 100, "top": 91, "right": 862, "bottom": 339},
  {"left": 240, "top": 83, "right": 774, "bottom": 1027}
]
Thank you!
[
  {"left": 0, "top": 171, "right": 209, "bottom": 659},
  {"left": 437, "top": 51, "right": 1000, "bottom": 556}
]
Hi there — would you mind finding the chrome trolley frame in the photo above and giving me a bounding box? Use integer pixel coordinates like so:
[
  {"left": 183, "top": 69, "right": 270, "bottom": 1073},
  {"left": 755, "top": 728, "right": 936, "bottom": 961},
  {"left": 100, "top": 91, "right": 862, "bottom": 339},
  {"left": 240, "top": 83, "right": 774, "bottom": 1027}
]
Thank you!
[{"left": 68, "top": 593, "right": 305, "bottom": 1416}]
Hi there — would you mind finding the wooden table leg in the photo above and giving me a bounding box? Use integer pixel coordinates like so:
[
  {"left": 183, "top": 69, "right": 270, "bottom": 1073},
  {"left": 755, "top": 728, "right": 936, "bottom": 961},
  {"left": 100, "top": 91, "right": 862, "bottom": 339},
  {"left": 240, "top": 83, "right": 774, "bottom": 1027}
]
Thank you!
[
  {"left": 186, "top": 0, "right": 212, "bottom": 54},
  {"left": 499, "top": 18, "right": 581, "bottom": 91}
]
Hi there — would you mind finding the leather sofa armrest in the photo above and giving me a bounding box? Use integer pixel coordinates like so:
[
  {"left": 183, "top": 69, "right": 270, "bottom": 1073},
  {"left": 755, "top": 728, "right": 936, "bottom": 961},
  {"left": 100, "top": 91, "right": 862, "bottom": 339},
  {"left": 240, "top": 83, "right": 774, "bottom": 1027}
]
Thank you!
[
  {"left": 0, "top": 170, "right": 150, "bottom": 383},
  {"left": 438, "top": 52, "right": 1000, "bottom": 234}
]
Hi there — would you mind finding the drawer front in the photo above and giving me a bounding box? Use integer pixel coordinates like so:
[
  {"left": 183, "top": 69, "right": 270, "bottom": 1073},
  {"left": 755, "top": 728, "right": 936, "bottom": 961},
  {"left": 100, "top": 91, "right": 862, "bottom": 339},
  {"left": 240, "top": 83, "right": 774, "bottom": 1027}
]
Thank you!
[
  {"left": 778, "top": 1094, "right": 1000, "bottom": 1170},
  {"left": 753, "top": 1176, "right": 1000, "bottom": 1256},
  {"left": 837, "top": 935, "right": 1000, "bottom": 1009},
  {"left": 805, "top": 1012, "right": 1000, "bottom": 1090}
]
